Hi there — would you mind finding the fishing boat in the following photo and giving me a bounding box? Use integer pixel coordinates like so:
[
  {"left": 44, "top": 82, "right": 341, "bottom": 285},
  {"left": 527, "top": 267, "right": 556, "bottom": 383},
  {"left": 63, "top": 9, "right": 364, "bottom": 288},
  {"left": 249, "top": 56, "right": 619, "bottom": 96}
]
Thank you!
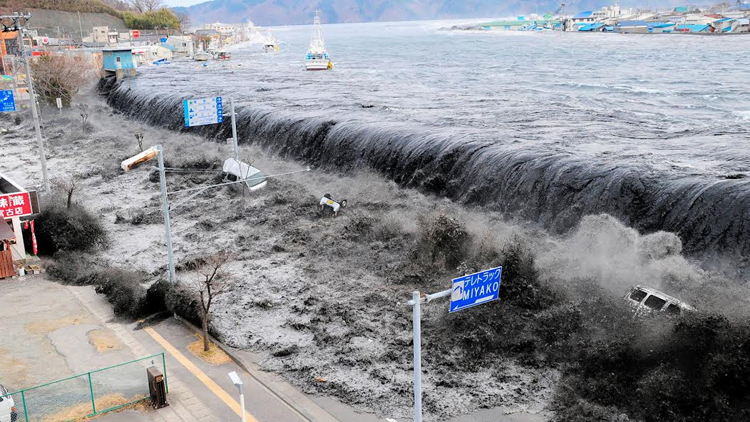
[
  {"left": 194, "top": 51, "right": 211, "bottom": 62},
  {"left": 305, "top": 11, "right": 332, "bottom": 70},
  {"left": 263, "top": 37, "right": 280, "bottom": 53}
]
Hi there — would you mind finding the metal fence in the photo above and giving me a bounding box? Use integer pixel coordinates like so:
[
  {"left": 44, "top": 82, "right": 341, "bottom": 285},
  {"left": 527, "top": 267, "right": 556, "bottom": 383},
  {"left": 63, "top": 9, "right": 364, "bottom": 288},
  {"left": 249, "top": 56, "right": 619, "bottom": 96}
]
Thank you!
[{"left": 0, "top": 353, "right": 167, "bottom": 422}]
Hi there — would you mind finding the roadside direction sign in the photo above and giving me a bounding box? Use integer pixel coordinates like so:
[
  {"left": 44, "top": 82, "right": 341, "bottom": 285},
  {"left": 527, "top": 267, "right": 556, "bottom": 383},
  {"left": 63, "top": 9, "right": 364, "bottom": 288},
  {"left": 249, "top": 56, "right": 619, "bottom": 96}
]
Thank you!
[
  {"left": 0, "top": 90, "right": 15, "bottom": 112},
  {"left": 449, "top": 266, "right": 502, "bottom": 313},
  {"left": 183, "top": 96, "right": 223, "bottom": 127}
]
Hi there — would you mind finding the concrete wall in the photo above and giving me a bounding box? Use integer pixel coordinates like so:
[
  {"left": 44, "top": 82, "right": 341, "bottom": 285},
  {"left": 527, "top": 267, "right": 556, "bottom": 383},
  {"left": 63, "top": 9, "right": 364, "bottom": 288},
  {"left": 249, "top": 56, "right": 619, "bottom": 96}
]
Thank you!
[{"left": 27, "top": 9, "right": 127, "bottom": 42}]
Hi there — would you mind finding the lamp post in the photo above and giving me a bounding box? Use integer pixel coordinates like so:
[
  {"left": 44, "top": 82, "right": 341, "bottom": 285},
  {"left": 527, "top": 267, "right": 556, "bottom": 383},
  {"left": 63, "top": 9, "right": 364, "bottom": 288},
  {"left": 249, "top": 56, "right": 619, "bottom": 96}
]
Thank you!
[{"left": 228, "top": 371, "right": 246, "bottom": 422}]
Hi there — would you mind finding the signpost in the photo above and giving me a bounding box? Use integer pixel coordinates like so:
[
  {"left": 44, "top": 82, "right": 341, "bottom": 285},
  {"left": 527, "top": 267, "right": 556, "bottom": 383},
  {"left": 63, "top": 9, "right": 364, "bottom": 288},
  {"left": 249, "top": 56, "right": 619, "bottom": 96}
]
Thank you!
[
  {"left": 0, "top": 90, "right": 15, "bottom": 112},
  {"left": 131, "top": 30, "right": 140, "bottom": 39},
  {"left": 183, "top": 96, "right": 239, "bottom": 160},
  {"left": 406, "top": 266, "right": 503, "bottom": 422}
]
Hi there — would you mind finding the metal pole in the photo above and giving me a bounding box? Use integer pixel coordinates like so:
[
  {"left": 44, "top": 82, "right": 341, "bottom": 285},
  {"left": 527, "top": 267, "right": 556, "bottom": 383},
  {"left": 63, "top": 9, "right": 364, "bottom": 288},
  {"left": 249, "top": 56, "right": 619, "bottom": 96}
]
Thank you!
[
  {"left": 21, "top": 390, "right": 28, "bottom": 422},
  {"left": 78, "top": 11, "right": 83, "bottom": 43},
  {"left": 156, "top": 145, "right": 176, "bottom": 284},
  {"left": 17, "top": 19, "right": 50, "bottom": 193},
  {"left": 239, "top": 384, "right": 246, "bottom": 422},
  {"left": 412, "top": 290, "right": 422, "bottom": 422},
  {"left": 230, "top": 97, "right": 239, "bottom": 160},
  {"left": 88, "top": 372, "right": 96, "bottom": 415},
  {"left": 162, "top": 352, "right": 169, "bottom": 394}
]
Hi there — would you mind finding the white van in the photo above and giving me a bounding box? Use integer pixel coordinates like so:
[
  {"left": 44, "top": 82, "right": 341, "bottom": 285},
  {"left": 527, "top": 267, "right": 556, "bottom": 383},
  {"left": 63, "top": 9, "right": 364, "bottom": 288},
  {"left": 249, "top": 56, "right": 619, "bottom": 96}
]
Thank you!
[
  {"left": 0, "top": 384, "right": 17, "bottom": 422},
  {"left": 625, "top": 285, "right": 696, "bottom": 318}
]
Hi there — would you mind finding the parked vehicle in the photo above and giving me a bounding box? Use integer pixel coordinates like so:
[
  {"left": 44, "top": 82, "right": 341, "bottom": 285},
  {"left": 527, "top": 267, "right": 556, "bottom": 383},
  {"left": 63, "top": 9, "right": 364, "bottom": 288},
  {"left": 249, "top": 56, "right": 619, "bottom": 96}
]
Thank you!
[
  {"left": 0, "top": 384, "right": 17, "bottom": 422},
  {"left": 624, "top": 285, "right": 696, "bottom": 318}
]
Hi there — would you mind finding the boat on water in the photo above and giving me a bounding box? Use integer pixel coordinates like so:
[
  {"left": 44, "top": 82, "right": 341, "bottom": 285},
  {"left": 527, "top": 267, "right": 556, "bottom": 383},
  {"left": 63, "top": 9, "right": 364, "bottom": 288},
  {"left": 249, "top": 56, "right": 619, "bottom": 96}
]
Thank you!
[
  {"left": 263, "top": 37, "right": 280, "bottom": 53},
  {"left": 217, "top": 50, "right": 231, "bottom": 60},
  {"left": 194, "top": 51, "right": 211, "bottom": 62},
  {"left": 305, "top": 11, "right": 332, "bottom": 70}
]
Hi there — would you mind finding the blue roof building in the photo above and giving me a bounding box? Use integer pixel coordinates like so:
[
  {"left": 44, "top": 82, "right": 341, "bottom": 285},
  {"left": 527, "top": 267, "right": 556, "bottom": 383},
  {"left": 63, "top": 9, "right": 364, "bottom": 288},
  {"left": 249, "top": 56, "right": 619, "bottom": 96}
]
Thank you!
[{"left": 102, "top": 47, "right": 136, "bottom": 80}]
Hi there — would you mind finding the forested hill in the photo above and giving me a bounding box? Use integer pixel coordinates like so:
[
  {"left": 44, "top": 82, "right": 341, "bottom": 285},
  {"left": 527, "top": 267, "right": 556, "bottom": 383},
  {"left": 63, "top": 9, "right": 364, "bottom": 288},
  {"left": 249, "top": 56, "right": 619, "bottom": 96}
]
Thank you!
[
  {"left": 174, "top": 0, "right": 688, "bottom": 26},
  {"left": 0, "top": 0, "right": 123, "bottom": 17}
]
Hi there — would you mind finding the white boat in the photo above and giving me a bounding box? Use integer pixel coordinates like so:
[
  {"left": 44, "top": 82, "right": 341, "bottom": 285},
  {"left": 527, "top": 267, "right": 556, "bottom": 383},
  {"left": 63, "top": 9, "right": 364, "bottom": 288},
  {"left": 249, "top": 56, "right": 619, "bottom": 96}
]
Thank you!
[
  {"left": 194, "top": 51, "right": 211, "bottom": 62},
  {"left": 305, "top": 11, "right": 332, "bottom": 71},
  {"left": 263, "top": 37, "right": 279, "bottom": 53}
]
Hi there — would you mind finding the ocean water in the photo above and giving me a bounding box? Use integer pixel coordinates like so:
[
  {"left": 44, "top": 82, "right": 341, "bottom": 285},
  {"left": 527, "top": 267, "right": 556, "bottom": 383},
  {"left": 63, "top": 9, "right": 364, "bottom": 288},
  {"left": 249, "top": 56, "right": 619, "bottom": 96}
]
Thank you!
[{"left": 106, "top": 21, "right": 750, "bottom": 258}]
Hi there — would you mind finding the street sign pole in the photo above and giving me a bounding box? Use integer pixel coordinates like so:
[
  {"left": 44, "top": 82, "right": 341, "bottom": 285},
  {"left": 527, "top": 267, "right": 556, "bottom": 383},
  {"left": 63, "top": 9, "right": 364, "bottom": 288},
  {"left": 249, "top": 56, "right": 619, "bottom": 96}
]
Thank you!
[
  {"left": 156, "top": 145, "right": 176, "bottom": 284},
  {"left": 406, "top": 267, "right": 502, "bottom": 422},
  {"left": 230, "top": 97, "right": 239, "bottom": 161},
  {"left": 412, "top": 291, "right": 422, "bottom": 422}
]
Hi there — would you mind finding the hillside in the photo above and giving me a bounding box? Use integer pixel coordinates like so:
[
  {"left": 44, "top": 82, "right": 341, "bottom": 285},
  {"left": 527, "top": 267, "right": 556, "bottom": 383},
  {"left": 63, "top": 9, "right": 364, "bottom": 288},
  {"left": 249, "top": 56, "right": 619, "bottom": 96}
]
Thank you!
[
  {"left": 174, "top": 0, "right": 688, "bottom": 26},
  {"left": 0, "top": 0, "right": 123, "bottom": 18},
  {"left": 25, "top": 8, "right": 127, "bottom": 41}
]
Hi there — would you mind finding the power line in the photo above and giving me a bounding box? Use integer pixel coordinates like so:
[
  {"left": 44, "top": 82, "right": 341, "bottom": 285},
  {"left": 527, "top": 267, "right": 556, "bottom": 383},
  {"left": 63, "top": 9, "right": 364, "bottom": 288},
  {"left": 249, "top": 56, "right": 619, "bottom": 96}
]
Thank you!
[{"left": 167, "top": 168, "right": 311, "bottom": 196}]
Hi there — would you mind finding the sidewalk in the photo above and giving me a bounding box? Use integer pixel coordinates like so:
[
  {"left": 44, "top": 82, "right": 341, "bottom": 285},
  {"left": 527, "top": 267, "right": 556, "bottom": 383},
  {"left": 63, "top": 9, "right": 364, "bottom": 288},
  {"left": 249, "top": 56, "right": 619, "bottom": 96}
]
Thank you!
[{"left": 68, "top": 283, "right": 322, "bottom": 422}]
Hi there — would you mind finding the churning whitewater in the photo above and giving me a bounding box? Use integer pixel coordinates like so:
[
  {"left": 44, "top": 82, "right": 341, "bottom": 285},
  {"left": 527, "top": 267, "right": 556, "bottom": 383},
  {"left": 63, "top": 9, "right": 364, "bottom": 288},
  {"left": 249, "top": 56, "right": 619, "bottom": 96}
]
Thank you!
[{"left": 99, "top": 21, "right": 750, "bottom": 263}]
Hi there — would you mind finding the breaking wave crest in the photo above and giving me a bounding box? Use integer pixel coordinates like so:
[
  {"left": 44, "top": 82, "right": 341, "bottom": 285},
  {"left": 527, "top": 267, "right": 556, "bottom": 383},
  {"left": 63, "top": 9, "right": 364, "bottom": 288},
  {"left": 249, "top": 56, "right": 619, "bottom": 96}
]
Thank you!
[{"left": 100, "top": 77, "right": 750, "bottom": 262}]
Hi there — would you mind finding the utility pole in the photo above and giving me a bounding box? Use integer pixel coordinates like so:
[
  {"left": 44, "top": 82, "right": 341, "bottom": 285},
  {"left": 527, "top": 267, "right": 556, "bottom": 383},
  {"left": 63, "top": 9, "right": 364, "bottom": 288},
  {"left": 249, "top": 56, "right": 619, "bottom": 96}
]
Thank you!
[
  {"left": 156, "top": 145, "right": 176, "bottom": 284},
  {"left": 78, "top": 11, "right": 84, "bottom": 44},
  {"left": 229, "top": 97, "right": 239, "bottom": 160},
  {"left": 5, "top": 13, "right": 50, "bottom": 193}
]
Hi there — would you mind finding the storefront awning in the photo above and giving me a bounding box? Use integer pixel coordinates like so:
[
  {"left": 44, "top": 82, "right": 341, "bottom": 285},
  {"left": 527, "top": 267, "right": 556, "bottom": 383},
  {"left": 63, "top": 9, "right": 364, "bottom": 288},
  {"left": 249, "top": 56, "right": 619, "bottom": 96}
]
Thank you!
[{"left": 0, "top": 221, "right": 15, "bottom": 241}]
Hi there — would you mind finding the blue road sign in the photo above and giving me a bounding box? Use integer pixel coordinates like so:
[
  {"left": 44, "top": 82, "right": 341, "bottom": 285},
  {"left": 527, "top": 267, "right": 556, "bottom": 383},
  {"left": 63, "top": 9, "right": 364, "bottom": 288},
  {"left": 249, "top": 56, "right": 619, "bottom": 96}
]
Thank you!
[
  {"left": 160, "top": 37, "right": 168, "bottom": 43},
  {"left": 449, "top": 266, "right": 502, "bottom": 313},
  {"left": 183, "top": 96, "right": 223, "bottom": 127},
  {"left": 0, "top": 90, "right": 16, "bottom": 112}
]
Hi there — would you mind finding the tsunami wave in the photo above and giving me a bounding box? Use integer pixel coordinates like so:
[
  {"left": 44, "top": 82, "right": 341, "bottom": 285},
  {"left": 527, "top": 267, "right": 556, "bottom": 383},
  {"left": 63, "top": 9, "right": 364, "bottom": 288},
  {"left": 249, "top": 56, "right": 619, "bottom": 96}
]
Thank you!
[{"left": 99, "top": 77, "right": 750, "bottom": 261}]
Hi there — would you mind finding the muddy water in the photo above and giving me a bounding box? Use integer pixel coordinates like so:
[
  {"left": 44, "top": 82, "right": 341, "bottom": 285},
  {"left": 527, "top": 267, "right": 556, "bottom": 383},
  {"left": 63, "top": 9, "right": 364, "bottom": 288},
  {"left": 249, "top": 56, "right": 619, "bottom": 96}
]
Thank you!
[{"left": 101, "top": 21, "right": 750, "bottom": 262}]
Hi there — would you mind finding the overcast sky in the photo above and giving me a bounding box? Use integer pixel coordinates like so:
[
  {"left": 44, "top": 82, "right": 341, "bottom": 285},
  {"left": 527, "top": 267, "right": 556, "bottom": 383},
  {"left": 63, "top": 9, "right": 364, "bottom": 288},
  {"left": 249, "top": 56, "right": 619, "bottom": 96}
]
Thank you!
[{"left": 163, "top": 0, "right": 206, "bottom": 7}]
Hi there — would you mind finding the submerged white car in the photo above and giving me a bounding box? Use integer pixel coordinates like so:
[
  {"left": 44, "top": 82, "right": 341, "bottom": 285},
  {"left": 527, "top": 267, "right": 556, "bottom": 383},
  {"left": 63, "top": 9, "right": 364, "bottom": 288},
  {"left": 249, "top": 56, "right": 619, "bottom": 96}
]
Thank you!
[
  {"left": 0, "top": 384, "right": 17, "bottom": 422},
  {"left": 625, "top": 285, "right": 696, "bottom": 318}
]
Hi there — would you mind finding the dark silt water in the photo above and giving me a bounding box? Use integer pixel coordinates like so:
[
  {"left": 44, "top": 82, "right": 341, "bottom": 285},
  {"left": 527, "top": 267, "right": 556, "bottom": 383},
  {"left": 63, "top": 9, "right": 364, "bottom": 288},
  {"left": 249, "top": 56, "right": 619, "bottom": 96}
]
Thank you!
[{"left": 102, "top": 20, "right": 750, "bottom": 260}]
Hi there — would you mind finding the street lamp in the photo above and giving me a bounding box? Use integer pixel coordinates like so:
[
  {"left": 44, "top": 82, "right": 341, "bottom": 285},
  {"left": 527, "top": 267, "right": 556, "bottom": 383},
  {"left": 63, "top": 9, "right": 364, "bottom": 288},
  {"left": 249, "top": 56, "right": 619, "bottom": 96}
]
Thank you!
[{"left": 228, "top": 371, "right": 246, "bottom": 422}]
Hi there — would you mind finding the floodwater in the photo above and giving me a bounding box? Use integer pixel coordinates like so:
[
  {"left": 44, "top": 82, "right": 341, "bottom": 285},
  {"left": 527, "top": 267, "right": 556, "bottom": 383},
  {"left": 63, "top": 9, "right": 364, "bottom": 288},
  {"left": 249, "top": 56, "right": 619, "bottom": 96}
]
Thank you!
[{"left": 106, "top": 21, "right": 750, "bottom": 260}]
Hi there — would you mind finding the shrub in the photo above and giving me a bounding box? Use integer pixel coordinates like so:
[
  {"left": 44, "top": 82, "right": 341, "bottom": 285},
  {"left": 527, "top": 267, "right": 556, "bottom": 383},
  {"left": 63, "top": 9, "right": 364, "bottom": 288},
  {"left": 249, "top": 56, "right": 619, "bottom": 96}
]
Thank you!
[
  {"left": 34, "top": 201, "right": 107, "bottom": 255},
  {"left": 30, "top": 55, "right": 93, "bottom": 107},
  {"left": 91, "top": 269, "right": 151, "bottom": 317}
]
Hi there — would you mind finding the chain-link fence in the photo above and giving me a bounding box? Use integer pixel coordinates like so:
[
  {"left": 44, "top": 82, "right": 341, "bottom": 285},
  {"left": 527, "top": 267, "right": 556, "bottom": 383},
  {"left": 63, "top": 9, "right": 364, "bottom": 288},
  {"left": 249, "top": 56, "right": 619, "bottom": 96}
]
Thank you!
[{"left": 0, "top": 352, "right": 167, "bottom": 422}]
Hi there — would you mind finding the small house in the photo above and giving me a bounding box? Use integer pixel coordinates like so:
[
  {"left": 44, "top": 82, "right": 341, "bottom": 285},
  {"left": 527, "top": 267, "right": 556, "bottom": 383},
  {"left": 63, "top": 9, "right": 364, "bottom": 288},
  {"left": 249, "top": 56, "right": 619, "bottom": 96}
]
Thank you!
[
  {"left": 166, "top": 36, "right": 194, "bottom": 58},
  {"left": 0, "top": 172, "right": 36, "bottom": 276},
  {"left": 102, "top": 47, "right": 136, "bottom": 80}
]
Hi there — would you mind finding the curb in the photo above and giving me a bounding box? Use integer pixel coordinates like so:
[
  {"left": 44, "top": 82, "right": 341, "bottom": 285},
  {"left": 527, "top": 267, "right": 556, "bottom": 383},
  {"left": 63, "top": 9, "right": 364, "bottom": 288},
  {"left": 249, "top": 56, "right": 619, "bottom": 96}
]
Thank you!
[{"left": 175, "top": 315, "right": 341, "bottom": 422}]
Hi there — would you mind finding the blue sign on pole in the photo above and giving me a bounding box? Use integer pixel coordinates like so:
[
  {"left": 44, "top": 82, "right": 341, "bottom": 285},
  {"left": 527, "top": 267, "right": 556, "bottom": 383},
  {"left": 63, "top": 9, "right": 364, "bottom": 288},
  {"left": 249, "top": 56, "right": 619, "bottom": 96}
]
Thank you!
[
  {"left": 160, "top": 37, "right": 168, "bottom": 43},
  {"left": 449, "top": 266, "right": 502, "bottom": 313},
  {"left": 183, "top": 96, "right": 223, "bottom": 127},
  {"left": 0, "top": 90, "right": 16, "bottom": 112}
]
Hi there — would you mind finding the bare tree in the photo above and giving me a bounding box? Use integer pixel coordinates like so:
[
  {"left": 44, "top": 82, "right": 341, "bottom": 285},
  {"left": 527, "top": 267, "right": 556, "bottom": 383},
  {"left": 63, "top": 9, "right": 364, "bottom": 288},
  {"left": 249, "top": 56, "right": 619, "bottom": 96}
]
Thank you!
[
  {"left": 129, "top": 0, "right": 163, "bottom": 12},
  {"left": 30, "top": 55, "right": 92, "bottom": 108},
  {"left": 192, "top": 253, "right": 230, "bottom": 352},
  {"left": 53, "top": 175, "right": 79, "bottom": 209},
  {"left": 175, "top": 11, "right": 191, "bottom": 32}
]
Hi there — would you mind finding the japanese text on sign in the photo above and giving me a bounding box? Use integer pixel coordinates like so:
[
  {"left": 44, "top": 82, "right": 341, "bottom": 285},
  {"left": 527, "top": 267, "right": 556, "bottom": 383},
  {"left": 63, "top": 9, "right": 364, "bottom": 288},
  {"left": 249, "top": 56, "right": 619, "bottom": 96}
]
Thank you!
[
  {"left": 183, "top": 96, "right": 223, "bottom": 127},
  {"left": 0, "top": 192, "right": 32, "bottom": 219},
  {"left": 449, "top": 266, "right": 502, "bottom": 313}
]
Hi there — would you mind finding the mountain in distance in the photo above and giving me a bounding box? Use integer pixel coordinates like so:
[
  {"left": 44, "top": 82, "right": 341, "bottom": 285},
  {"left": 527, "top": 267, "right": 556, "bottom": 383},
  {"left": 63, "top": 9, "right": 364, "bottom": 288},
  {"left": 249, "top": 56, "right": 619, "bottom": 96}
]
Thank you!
[{"left": 174, "top": 0, "right": 687, "bottom": 26}]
